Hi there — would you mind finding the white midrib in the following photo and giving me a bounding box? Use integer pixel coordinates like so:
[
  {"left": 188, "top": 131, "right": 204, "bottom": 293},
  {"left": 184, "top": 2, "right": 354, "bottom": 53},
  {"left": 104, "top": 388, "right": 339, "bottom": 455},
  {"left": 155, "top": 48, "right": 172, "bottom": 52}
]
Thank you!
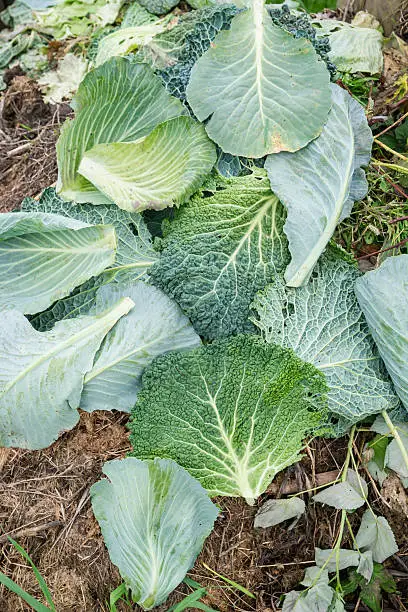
[
  {"left": 286, "top": 120, "right": 356, "bottom": 287},
  {"left": 252, "top": 0, "right": 266, "bottom": 127},
  {"left": 0, "top": 298, "right": 134, "bottom": 398},
  {"left": 202, "top": 376, "right": 254, "bottom": 502},
  {"left": 2, "top": 228, "right": 116, "bottom": 254},
  {"left": 83, "top": 337, "right": 163, "bottom": 383},
  {"left": 215, "top": 195, "right": 278, "bottom": 283}
]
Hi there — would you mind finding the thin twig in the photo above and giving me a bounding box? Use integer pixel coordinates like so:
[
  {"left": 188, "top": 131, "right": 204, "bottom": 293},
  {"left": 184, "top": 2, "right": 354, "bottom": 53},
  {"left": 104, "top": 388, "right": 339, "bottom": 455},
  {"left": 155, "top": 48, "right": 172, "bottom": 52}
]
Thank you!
[
  {"left": 357, "top": 238, "right": 408, "bottom": 260},
  {"left": 375, "top": 111, "right": 408, "bottom": 138},
  {"left": 0, "top": 521, "right": 62, "bottom": 544}
]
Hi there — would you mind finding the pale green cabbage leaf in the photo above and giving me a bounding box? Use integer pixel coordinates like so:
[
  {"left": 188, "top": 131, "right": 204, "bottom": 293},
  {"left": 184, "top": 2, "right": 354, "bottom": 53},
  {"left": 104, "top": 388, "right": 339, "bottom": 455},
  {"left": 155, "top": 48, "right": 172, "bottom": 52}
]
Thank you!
[
  {"left": 150, "top": 171, "right": 289, "bottom": 339},
  {"left": 22, "top": 187, "right": 157, "bottom": 284},
  {"left": 80, "top": 282, "right": 201, "bottom": 413},
  {"left": 56, "top": 58, "right": 185, "bottom": 204},
  {"left": 78, "top": 116, "right": 216, "bottom": 212},
  {"left": 313, "top": 19, "right": 383, "bottom": 75},
  {"left": 186, "top": 0, "right": 331, "bottom": 157},
  {"left": 94, "top": 21, "right": 168, "bottom": 67},
  {"left": 265, "top": 84, "right": 373, "bottom": 287},
  {"left": 91, "top": 457, "right": 218, "bottom": 609},
  {"left": 130, "top": 335, "right": 328, "bottom": 504},
  {"left": 0, "top": 212, "right": 116, "bottom": 314},
  {"left": 355, "top": 255, "right": 408, "bottom": 411},
  {"left": 0, "top": 299, "right": 132, "bottom": 449},
  {"left": 38, "top": 53, "right": 89, "bottom": 103},
  {"left": 251, "top": 248, "right": 400, "bottom": 428}
]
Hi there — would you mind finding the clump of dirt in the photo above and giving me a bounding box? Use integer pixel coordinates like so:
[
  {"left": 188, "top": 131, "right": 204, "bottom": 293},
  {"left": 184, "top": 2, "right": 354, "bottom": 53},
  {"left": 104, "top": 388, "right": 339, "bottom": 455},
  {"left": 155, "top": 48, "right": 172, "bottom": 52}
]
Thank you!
[
  {"left": 2, "top": 75, "right": 51, "bottom": 128},
  {"left": 0, "top": 412, "right": 130, "bottom": 612},
  {"left": 0, "top": 74, "right": 71, "bottom": 211}
]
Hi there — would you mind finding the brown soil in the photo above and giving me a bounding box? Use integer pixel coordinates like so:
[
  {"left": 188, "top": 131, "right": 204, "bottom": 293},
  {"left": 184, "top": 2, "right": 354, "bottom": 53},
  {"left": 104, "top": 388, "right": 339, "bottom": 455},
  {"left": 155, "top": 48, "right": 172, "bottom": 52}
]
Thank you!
[
  {"left": 1, "top": 415, "right": 407, "bottom": 611},
  {"left": 0, "top": 74, "right": 71, "bottom": 211}
]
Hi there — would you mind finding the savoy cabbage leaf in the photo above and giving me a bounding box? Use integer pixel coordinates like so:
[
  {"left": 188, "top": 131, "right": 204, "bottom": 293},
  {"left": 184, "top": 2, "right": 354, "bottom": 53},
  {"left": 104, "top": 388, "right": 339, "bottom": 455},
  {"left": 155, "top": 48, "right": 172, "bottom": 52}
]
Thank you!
[
  {"left": 77, "top": 116, "right": 216, "bottom": 212},
  {"left": 150, "top": 171, "right": 289, "bottom": 339},
  {"left": 265, "top": 84, "right": 372, "bottom": 287},
  {"left": 134, "top": 4, "right": 240, "bottom": 100},
  {"left": 186, "top": 0, "right": 332, "bottom": 157},
  {"left": 0, "top": 212, "right": 116, "bottom": 315},
  {"left": 22, "top": 187, "right": 158, "bottom": 283},
  {"left": 130, "top": 335, "right": 328, "bottom": 503},
  {"left": 80, "top": 282, "right": 200, "bottom": 413},
  {"left": 0, "top": 299, "right": 132, "bottom": 449},
  {"left": 137, "top": 0, "right": 178, "bottom": 16},
  {"left": 251, "top": 248, "right": 400, "bottom": 428},
  {"left": 91, "top": 458, "right": 218, "bottom": 610},
  {"left": 56, "top": 58, "right": 185, "bottom": 205},
  {"left": 355, "top": 255, "right": 408, "bottom": 411}
]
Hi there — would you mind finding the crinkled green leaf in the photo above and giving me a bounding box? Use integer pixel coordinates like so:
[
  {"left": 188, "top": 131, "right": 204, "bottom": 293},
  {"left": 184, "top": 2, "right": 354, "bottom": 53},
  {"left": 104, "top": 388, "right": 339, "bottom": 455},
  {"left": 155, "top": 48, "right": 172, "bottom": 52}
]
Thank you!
[
  {"left": 251, "top": 248, "right": 399, "bottom": 427},
  {"left": 354, "top": 510, "right": 398, "bottom": 563},
  {"left": 313, "top": 19, "right": 383, "bottom": 75},
  {"left": 78, "top": 116, "right": 216, "bottom": 212},
  {"left": 138, "top": 0, "right": 178, "bottom": 16},
  {"left": 313, "top": 470, "right": 367, "bottom": 510},
  {"left": 22, "top": 187, "right": 157, "bottom": 284},
  {"left": 56, "top": 57, "right": 185, "bottom": 204},
  {"left": 130, "top": 335, "right": 328, "bottom": 504},
  {"left": 315, "top": 548, "right": 360, "bottom": 572},
  {"left": 121, "top": 1, "right": 156, "bottom": 27},
  {"left": 265, "top": 85, "right": 372, "bottom": 287},
  {"left": 80, "top": 282, "right": 200, "bottom": 413},
  {"left": 355, "top": 255, "right": 408, "bottom": 411},
  {"left": 155, "top": 4, "right": 240, "bottom": 100},
  {"left": 186, "top": 0, "right": 331, "bottom": 157},
  {"left": 0, "top": 212, "right": 116, "bottom": 315},
  {"left": 91, "top": 457, "right": 218, "bottom": 610},
  {"left": 254, "top": 497, "right": 305, "bottom": 528},
  {"left": 150, "top": 172, "right": 289, "bottom": 339},
  {"left": 0, "top": 299, "right": 132, "bottom": 449}
]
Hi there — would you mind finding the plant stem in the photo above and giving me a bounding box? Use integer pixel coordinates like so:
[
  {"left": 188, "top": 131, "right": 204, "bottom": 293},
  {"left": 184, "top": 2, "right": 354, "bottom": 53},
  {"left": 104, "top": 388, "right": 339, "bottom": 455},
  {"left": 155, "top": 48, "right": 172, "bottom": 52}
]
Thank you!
[
  {"left": 374, "top": 139, "right": 408, "bottom": 162},
  {"left": 335, "top": 425, "right": 356, "bottom": 589},
  {"left": 382, "top": 410, "right": 408, "bottom": 475},
  {"left": 372, "top": 160, "right": 408, "bottom": 174}
]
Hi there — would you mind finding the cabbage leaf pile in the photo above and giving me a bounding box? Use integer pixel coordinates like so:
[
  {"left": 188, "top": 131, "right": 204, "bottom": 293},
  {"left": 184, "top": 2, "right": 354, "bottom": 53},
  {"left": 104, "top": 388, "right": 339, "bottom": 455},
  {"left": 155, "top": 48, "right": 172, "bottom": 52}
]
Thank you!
[{"left": 1, "top": 1, "right": 405, "bottom": 609}]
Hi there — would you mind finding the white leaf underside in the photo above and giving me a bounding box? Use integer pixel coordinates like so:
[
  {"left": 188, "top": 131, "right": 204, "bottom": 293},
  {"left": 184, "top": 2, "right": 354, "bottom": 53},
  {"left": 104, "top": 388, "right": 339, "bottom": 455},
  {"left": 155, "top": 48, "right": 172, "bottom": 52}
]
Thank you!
[
  {"left": 186, "top": 0, "right": 331, "bottom": 157},
  {"left": 265, "top": 84, "right": 373, "bottom": 287},
  {"left": 0, "top": 299, "right": 133, "bottom": 449},
  {"left": 90, "top": 458, "right": 218, "bottom": 609},
  {"left": 0, "top": 212, "right": 116, "bottom": 314},
  {"left": 355, "top": 254, "right": 408, "bottom": 411},
  {"left": 80, "top": 282, "right": 201, "bottom": 413}
]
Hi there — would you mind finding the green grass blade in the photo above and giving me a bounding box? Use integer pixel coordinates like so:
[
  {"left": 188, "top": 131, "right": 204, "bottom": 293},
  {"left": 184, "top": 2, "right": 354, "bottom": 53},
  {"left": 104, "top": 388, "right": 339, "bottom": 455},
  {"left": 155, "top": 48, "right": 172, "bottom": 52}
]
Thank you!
[
  {"left": 202, "top": 562, "right": 255, "bottom": 599},
  {"left": 8, "top": 537, "right": 56, "bottom": 612},
  {"left": 109, "top": 582, "right": 130, "bottom": 611},
  {"left": 0, "top": 571, "right": 51, "bottom": 612}
]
